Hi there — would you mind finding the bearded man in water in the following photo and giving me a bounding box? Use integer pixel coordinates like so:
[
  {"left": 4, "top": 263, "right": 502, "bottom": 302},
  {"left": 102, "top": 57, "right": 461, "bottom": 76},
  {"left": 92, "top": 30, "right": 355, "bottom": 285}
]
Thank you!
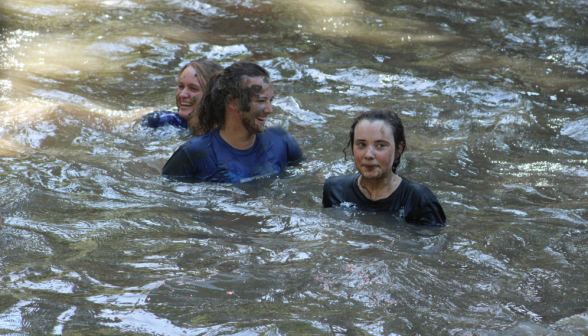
[{"left": 162, "top": 62, "right": 302, "bottom": 182}]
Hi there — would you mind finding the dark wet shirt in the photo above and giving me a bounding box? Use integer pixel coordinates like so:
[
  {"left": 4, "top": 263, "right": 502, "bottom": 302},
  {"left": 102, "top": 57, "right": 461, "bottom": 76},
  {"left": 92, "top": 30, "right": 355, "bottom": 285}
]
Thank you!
[
  {"left": 322, "top": 173, "right": 446, "bottom": 226},
  {"left": 162, "top": 126, "right": 303, "bottom": 183},
  {"left": 142, "top": 110, "right": 188, "bottom": 128}
]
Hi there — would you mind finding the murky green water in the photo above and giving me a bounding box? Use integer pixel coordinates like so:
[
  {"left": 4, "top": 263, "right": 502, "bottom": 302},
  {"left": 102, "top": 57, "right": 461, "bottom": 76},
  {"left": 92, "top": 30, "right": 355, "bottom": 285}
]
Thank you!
[{"left": 1, "top": 0, "right": 588, "bottom": 334}]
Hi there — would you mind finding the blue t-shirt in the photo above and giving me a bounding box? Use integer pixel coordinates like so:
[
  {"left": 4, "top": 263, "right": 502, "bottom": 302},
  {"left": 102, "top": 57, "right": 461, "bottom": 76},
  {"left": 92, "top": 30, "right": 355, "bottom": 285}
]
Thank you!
[
  {"left": 161, "top": 126, "right": 303, "bottom": 183},
  {"left": 142, "top": 110, "right": 188, "bottom": 128}
]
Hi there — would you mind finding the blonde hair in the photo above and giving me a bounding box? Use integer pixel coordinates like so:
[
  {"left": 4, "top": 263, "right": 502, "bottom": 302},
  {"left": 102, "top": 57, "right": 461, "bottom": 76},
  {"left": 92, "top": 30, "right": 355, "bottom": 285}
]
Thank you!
[
  {"left": 177, "top": 59, "right": 223, "bottom": 91},
  {"left": 177, "top": 60, "right": 223, "bottom": 132}
]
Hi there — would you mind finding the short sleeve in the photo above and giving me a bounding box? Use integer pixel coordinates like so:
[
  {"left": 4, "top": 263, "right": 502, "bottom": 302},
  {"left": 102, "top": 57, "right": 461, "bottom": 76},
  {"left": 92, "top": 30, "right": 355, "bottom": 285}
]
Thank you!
[
  {"left": 322, "top": 178, "right": 335, "bottom": 208},
  {"left": 161, "top": 145, "right": 199, "bottom": 177},
  {"left": 142, "top": 111, "right": 163, "bottom": 128},
  {"left": 142, "top": 111, "right": 188, "bottom": 128},
  {"left": 406, "top": 190, "right": 446, "bottom": 226},
  {"left": 322, "top": 176, "right": 351, "bottom": 208},
  {"left": 268, "top": 126, "right": 303, "bottom": 165},
  {"left": 282, "top": 131, "right": 303, "bottom": 164}
]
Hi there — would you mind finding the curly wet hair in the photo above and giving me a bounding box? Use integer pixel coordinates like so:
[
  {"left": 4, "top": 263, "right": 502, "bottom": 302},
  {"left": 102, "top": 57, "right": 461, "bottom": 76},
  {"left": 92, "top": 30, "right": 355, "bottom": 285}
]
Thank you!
[{"left": 189, "top": 62, "right": 270, "bottom": 135}]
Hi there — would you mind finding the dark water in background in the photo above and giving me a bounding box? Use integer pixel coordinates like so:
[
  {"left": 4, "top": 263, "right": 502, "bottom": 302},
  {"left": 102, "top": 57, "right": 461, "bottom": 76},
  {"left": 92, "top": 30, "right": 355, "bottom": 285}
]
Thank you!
[{"left": 1, "top": 0, "right": 588, "bottom": 334}]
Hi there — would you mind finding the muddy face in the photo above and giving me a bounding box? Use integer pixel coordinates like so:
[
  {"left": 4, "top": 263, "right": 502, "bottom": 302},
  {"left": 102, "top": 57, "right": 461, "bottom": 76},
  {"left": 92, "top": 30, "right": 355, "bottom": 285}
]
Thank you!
[
  {"left": 239, "top": 76, "right": 274, "bottom": 135},
  {"left": 353, "top": 120, "right": 396, "bottom": 182}
]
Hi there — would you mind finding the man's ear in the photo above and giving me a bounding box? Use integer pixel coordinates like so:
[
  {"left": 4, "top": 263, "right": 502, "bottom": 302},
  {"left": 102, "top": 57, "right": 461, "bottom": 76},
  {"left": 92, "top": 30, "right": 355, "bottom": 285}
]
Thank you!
[{"left": 227, "top": 95, "right": 239, "bottom": 112}]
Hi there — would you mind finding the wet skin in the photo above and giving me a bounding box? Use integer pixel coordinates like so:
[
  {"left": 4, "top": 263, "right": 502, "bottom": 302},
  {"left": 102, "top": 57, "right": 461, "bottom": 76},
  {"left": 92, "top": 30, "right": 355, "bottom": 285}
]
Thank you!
[
  {"left": 353, "top": 120, "right": 397, "bottom": 183},
  {"left": 239, "top": 76, "right": 274, "bottom": 135},
  {"left": 176, "top": 66, "right": 203, "bottom": 119}
]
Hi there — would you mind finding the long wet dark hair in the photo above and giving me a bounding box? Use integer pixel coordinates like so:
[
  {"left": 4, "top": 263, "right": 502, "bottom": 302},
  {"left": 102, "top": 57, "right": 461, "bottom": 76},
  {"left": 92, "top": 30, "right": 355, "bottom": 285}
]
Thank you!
[
  {"left": 344, "top": 108, "right": 406, "bottom": 173},
  {"left": 190, "top": 62, "right": 270, "bottom": 135}
]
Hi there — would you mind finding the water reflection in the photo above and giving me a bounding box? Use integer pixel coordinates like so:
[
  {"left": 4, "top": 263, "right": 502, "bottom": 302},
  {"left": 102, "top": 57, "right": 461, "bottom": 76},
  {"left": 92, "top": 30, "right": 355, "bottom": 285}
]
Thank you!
[{"left": 2, "top": 0, "right": 588, "bottom": 334}]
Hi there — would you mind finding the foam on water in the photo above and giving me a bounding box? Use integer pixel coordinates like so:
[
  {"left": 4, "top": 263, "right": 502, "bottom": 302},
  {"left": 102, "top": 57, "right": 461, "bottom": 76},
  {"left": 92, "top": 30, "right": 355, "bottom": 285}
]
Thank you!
[{"left": 1, "top": 0, "right": 588, "bottom": 334}]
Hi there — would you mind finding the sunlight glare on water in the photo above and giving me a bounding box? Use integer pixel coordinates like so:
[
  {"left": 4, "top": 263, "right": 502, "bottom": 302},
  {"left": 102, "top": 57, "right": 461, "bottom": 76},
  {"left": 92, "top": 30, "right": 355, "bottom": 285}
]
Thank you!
[{"left": 1, "top": 0, "right": 588, "bottom": 334}]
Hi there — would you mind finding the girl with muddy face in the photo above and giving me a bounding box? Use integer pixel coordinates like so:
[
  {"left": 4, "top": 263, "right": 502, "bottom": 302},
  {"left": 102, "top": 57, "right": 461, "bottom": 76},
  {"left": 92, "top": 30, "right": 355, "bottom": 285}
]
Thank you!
[
  {"left": 346, "top": 109, "right": 405, "bottom": 200},
  {"left": 322, "top": 109, "right": 446, "bottom": 226}
]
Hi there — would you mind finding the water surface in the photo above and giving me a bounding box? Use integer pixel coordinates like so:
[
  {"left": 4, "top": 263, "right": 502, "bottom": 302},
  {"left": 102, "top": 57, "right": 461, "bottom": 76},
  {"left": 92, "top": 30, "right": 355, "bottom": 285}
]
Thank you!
[{"left": 1, "top": 0, "right": 588, "bottom": 334}]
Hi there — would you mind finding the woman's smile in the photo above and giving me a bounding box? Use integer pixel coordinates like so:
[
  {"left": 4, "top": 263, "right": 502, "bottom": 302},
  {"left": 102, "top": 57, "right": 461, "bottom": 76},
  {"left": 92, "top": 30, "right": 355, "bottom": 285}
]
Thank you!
[{"left": 176, "top": 66, "right": 203, "bottom": 119}]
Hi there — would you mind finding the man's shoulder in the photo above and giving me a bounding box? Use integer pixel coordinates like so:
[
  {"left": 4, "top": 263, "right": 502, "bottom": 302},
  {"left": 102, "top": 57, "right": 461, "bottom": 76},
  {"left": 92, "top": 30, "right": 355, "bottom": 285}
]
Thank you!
[
  {"left": 266, "top": 125, "right": 288, "bottom": 135},
  {"left": 180, "top": 132, "right": 215, "bottom": 153},
  {"left": 264, "top": 126, "right": 295, "bottom": 141},
  {"left": 262, "top": 126, "right": 303, "bottom": 164}
]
